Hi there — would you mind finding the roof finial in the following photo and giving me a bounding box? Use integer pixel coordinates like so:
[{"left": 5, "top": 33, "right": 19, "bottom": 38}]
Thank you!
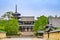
[{"left": 15, "top": 4, "right": 17, "bottom": 13}]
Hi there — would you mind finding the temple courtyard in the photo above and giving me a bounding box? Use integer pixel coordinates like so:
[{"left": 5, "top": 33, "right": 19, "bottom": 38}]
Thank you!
[{"left": 1, "top": 38, "right": 45, "bottom": 40}]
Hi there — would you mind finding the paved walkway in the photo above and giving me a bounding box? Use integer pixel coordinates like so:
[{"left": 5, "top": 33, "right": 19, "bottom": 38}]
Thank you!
[{"left": 1, "top": 38, "right": 44, "bottom": 40}]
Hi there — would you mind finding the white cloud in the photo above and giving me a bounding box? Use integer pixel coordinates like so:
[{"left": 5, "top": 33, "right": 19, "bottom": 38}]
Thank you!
[{"left": 19, "top": 9, "right": 60, "bottom": 18}]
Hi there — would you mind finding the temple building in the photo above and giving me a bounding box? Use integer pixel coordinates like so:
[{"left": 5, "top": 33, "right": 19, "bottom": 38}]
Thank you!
[
  {"left": 12, "top": 5, "right": 21, "bottom": 19},
  {"left": 12, "top": 5, "right": 34, "bottom": 32},
  {"left": 19, "top": 16, "right": 34, "bottom": 32},
  {"left": 45, "top": 16, "right": 60, "bottom": 32},
  {"left": 48, "top": 16, "right": 60, "bottom": 28}
]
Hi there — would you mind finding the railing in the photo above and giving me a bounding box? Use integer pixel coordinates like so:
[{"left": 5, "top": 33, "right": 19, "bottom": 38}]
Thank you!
[{"left": 19, "top": 25, "right": 34, "bottom": 26}]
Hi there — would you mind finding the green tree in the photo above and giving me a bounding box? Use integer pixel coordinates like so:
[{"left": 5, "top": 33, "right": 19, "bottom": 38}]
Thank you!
[
  {"left": 5, "top": 18, "right": 19, "bottom": 35},
  {"left": 0, "top": 18, "right": 19, "bottom": 35},
  {"left": 0, "top": 11, "right": 19, "bottom": 35},
  {"left": 1, "top": 11, "right": 14, "bottom": 20},
  {"left": 33, "top": 15, "right": 48, "bottom": 32},
  {"left": 0, "top": 20, "right": 5, "bottom": 31}
]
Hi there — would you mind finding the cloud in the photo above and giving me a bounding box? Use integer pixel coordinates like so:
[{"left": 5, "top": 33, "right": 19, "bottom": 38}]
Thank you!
[
  {"left": 19, "top": 8, "right": 60, "bottom": 18},
  {"left": 0, "top": 0, "right": 60, "bottom": 18}
]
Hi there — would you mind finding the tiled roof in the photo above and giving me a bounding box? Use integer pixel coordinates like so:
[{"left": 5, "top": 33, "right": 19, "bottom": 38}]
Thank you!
[{"left": 37, "top": 31, "right": 44, "bottom": 33}]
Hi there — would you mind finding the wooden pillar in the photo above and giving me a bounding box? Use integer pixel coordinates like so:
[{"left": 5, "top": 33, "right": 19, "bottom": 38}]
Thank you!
[
  {"left": 25, "top": 28, "right": 27, "bottom": 32},
  {"left": 29, "top": 28, "right": 31, "bottom": 31},
  {"left": 27, "top": 27, "right": 28, "bottom": 31}
]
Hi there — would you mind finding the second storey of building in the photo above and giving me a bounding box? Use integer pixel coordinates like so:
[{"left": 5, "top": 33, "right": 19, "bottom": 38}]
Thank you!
[{"left": 19, "top": 16, "right": 34, "bottom": 27}]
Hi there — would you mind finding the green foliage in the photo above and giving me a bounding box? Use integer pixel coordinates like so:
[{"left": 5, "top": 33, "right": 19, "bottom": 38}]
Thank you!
[
  {"left": 33, "top": 20, "right": 39, "bottom": 32},
  {"left": 0, "top": 11, "right": 19, "bottom": 35},
  {"left": 0, "top": 20, "right": 5, "bottom": 31},
  {"left": 5, "top": 18, "right": 19, "bottom": 35},
  {"left": 33, "top": 15, "right": 48, "bottom": 32},
  {"left": 0, "top": 18, "right": 19, "bottom": 35}
]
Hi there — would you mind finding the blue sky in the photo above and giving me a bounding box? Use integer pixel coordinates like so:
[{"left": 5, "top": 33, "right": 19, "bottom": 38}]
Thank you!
[{"left": 0, "top": 0, "right": 60, "bottom": 18}]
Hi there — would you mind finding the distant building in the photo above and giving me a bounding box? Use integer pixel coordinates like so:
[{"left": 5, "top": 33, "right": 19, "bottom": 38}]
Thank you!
[
  {"left": 48, "top": 17, "right": 60, "bottom": 27},
  {"left": 12, "top": 5, "right": 21, "bottom": 19},
  {"left": 12, "top": 5, "right": 34, "bottom": 32},
  {"left": 45, "top": 16, "right": 60, "bottom": 32}
]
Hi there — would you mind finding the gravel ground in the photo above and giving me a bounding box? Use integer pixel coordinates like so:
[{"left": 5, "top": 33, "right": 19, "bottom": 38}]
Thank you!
[{"left": 0, "top": 38, "right": 44, "bottom": 40}]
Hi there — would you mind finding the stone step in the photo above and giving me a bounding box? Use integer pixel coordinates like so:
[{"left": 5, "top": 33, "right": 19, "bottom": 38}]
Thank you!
[
  {"left": 21, "top": 35, "right": 34, "bottom": 38},
  {"left": 20, "top": 32, "right": 34, "bottom": 38},
  {"left": 21, "top": 32, "right": 33, "bottom": 35}
]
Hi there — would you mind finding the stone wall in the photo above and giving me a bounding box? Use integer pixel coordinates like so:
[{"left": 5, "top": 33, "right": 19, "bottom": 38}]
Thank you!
[
  {"left": 44, "top": 33, "right": 48, "bottom": 40},
  {"left": 44, "top": 30, "right": 60, "bottom": 40},
  {"left": 0, "top": 32, "right": 6, "bottom": 39}
]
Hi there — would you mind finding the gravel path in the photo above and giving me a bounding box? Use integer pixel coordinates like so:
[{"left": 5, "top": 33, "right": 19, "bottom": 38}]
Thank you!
[{"left": 1, "top": 38, "right": 44, "bottom": 40}]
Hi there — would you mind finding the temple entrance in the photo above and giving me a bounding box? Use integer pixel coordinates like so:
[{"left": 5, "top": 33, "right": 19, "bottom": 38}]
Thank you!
[
  {"left": 19, "top": 26, "right": 34, "bottom": 37},
  {"left": 19, "top": 26, "right": 33, "bottom": 32}
]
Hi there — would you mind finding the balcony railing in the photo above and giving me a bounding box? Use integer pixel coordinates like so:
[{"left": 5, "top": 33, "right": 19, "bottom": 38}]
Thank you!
[{"left": 19, "top": 24, "right": 34, "bottom": 26}]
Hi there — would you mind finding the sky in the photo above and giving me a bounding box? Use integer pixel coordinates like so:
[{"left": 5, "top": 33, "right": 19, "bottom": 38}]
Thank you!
[{"left": 0, "top": 0, "right": 60, "bottom": 18}]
